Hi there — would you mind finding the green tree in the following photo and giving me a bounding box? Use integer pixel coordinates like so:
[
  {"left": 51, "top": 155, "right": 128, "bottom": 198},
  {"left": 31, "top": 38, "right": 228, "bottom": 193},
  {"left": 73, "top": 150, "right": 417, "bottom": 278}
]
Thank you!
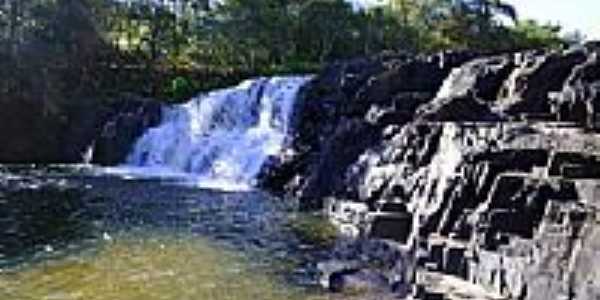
[
  {"left": 510, "top": 20, "right": 562, "bottom": 49},
  {"left": 296, "top": 0, "right": 364, "bottom": 61}
]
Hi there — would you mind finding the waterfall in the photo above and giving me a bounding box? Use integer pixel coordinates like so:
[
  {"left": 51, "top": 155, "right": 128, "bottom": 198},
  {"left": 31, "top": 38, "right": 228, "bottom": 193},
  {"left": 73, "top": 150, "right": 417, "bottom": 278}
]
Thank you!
[
  {"left": 120, "top": 76, "right": 310, "bottom": 190},
  {"left": 82, "top": 142, "right": 95, "bottom": 165}
]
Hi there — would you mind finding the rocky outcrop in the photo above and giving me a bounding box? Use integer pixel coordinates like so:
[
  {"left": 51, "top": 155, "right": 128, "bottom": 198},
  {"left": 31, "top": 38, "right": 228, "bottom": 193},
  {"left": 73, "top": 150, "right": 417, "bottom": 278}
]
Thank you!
[
  {"left": 91, "top": 97, "right": 162, "bottom": 165},
  {"left": 263, "top": 44, "right": 600, "bottom": 300},
  {"left": 0, "top": 95, "right": 161, "bottom": 164},
  {"left": 264, "top": 46, "right": 600, "bottom": 203},
  {"left": 260, "top": 51, "right": 478, "bottom": 208}
]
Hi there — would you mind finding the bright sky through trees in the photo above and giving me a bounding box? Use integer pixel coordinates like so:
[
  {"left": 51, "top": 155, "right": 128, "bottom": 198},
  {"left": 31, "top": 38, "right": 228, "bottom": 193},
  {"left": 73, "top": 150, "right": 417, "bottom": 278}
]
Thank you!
[
  {"left": 351, "top": 0, "right": 600, "bottom": 40},
  {"left": 504, "top": 0, "right": 599, "bottom": 39}
]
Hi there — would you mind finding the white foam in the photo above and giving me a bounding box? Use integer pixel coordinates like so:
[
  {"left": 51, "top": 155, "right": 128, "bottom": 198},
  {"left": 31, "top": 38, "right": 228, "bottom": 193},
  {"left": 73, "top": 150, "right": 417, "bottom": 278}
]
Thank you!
[{"left": 113, "top": 76, "right": 310, "bottom": 191}]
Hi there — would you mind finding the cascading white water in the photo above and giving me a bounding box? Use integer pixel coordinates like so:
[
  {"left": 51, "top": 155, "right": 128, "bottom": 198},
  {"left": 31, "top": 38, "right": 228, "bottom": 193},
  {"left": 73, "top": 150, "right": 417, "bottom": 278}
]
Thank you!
[{"left": 122, "top": 76, "right": 310, "bottom": 190}]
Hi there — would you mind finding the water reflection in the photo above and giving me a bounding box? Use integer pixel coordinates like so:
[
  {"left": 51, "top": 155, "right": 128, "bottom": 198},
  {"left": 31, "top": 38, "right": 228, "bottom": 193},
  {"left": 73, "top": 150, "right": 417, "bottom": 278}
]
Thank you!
[
  {"left": 0, "top": 167, "right": 334, "bottom": 300},
  {"left": 0, "top": 233, "right": 321, "bottom": 300},
  {"left": 0, "top": 181, "right": 94, "bottom": 267}
]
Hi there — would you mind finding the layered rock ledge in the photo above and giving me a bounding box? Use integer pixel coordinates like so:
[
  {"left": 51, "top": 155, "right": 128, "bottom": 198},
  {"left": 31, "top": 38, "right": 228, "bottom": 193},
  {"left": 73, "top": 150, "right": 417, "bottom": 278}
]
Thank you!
[{"left": 261, "top": 43, "right": 600, "bottom": 300}]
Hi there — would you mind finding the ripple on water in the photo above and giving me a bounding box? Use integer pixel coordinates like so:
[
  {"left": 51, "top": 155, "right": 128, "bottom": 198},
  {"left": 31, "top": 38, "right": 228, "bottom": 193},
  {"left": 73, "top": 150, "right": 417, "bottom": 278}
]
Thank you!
[{"left": 0, "top": 169, "right": 344, "bottom": 300}]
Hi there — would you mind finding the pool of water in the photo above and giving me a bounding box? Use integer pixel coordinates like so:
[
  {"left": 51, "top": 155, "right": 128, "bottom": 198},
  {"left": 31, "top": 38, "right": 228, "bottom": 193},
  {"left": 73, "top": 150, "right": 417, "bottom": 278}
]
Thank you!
[{"left": 0, "top": 166, "right": 333, "bottom": 300}]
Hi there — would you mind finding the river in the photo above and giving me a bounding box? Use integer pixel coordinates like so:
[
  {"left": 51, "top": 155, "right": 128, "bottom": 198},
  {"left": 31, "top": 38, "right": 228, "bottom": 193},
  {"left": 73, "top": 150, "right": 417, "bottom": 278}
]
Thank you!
[{"left": 0, "top": 166, "right": 335, "bottom": 300}]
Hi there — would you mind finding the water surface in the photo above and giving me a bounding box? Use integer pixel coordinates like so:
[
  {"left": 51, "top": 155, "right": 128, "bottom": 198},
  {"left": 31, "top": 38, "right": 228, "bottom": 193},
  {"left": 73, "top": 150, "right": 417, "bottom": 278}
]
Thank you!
[{"left": 0, "top": 166, "right": 332, "bottom": 300}]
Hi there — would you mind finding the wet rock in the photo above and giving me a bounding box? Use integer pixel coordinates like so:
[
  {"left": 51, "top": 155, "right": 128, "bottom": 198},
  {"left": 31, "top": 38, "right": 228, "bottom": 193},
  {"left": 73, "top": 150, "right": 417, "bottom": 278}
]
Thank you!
[
  {"left": 329, "top": 269, "right": 390, "bottom": 294},
  {"left": 416, "top": 55, "right": 514, "bottom": 121},
  {"left": 549, "top": 152, "right": 600, "bottom": 178},
  {"left": 325, "top": 199, "right": 369, "bottom": 238},
  {"left": 418, "top": 94, "right": 503, "bottom": 122},
  {"left": 317, "top": 259, "right": 361, "bottom": 290},
  {"left": 504, "top": 50, "right": 588, "bottom": 117},
  {"left": 92, "top": 96, "right": 162, "bottom": 165},
  {"left": 368, "top": 213, "right": 413, "bottom": 243},
  {"left": 443, "top": 246, "right": 467, "bottom": 278},
  {"left": 264, "top": 46, "right": 600, "bottom": 299}
]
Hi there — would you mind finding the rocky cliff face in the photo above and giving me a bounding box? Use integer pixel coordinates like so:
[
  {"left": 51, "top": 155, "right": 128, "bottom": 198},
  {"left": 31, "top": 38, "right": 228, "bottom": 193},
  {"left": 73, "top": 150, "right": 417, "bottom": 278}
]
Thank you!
[{"left": 262, "top": 43, "right": 600, "bottom": 300}]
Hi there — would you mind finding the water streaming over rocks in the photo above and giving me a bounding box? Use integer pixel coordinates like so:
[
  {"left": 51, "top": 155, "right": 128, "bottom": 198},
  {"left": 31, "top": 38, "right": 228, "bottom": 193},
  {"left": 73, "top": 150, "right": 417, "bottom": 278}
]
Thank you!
[{"left": 124, "top": 76, "right": 310, "bottom": 190}]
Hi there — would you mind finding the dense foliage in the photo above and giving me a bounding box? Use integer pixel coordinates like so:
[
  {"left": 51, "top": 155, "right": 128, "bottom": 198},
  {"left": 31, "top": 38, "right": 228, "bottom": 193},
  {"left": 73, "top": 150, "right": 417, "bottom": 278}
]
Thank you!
[{"left": 0, "top": 0, "right": 570, "bottom": 107}]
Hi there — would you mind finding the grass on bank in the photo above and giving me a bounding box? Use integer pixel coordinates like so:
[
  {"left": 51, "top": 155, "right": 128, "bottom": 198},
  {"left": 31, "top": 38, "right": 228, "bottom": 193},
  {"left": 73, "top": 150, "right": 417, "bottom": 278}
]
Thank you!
[{"left": 288, "top": 214, "right": 339, "bottom": 248}]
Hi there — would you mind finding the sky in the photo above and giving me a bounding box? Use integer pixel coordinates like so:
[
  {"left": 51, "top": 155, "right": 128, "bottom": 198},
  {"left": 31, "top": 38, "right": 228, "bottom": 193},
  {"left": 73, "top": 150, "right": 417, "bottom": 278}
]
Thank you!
[
  {"left": 504, "top": 0, "right": 600, "bottom": 40},
  {"left": 350, "top": 0, "right": 600, "bottom": 40}
]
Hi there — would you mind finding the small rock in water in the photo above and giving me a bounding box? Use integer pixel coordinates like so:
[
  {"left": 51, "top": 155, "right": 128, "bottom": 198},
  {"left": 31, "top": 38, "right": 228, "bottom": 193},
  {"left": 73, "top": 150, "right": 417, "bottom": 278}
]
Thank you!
[
  {"left": 330, "top": 269, "right": 390, "bottom": 294},
  {"left": 317, "top": 259, "right": 361, "bottom": 289}
]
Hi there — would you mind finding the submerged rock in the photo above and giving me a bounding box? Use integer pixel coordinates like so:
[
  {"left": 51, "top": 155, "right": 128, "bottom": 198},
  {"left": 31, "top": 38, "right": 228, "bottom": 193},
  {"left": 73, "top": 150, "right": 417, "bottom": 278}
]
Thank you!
[{"left": 329, "top": 269, "right": 390, "bottom": 294}]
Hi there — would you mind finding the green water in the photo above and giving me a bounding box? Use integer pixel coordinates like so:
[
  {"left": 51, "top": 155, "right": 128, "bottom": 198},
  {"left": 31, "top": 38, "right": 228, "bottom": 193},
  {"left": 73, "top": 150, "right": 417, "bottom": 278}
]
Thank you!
[
  {"left": 0, "top": 233, "right": 326, "bottom": 300},
  {"left": 0, "top": 168, "right": 341, "bottom": 300}
]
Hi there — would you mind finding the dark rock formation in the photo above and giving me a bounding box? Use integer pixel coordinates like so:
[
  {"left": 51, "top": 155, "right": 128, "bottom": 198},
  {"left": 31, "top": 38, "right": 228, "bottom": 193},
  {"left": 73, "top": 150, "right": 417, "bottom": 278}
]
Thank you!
[
  {"left": 91, "top": 97, "right": 162, "bottom": 165},
  {"left": 0, "top": 95, "right": 161, "bottom": 164},
  {"left": 260, "top": 51, "right": 478, "bottom": 208},
  {"left": 263, "top": 44, "right": 600, "bottom": 300},
  {"left": 329, "top": 269, "right": 390, "bottom": 294}
]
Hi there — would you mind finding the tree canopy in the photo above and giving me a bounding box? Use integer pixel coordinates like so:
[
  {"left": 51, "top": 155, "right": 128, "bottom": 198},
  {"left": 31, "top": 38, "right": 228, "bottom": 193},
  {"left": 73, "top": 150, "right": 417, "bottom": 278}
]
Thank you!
[{"left": 0, "top": 0, "right": 571, "bottom": 106}]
